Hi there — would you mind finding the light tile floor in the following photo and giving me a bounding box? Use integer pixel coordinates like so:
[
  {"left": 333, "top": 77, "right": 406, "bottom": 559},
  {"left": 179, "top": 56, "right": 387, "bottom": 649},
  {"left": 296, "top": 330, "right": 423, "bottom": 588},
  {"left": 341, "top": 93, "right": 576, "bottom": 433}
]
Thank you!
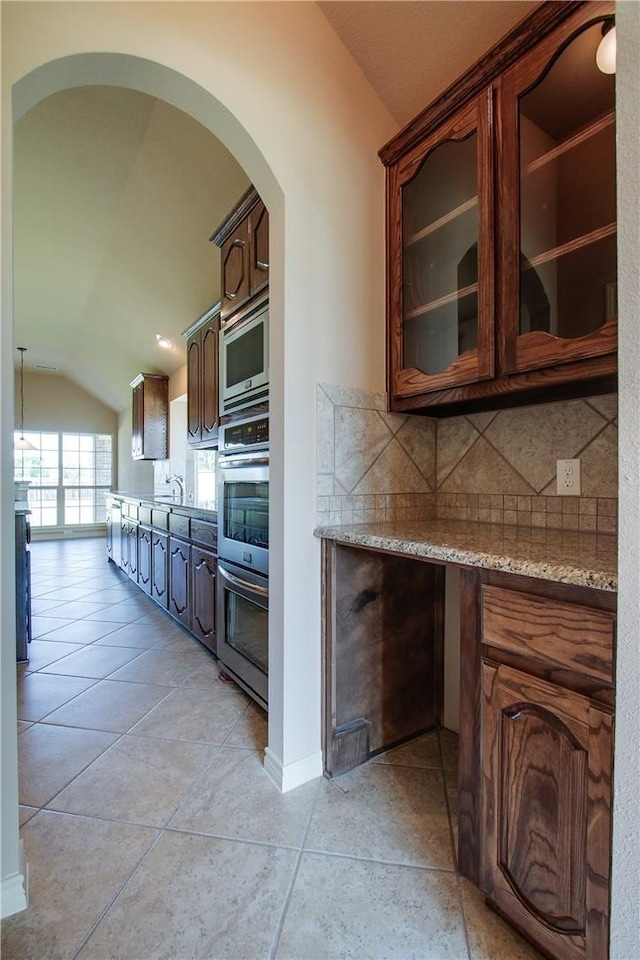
[{"left": 3, "top": 537, "right": 544, "bottom": 960}]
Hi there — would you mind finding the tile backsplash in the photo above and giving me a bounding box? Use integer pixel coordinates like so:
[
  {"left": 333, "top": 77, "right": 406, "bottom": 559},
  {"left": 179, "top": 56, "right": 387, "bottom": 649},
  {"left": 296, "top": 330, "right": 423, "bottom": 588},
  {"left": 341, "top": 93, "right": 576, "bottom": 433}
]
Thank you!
[{"left": 317, "top": 385, "right": 617, "bottom": 532}]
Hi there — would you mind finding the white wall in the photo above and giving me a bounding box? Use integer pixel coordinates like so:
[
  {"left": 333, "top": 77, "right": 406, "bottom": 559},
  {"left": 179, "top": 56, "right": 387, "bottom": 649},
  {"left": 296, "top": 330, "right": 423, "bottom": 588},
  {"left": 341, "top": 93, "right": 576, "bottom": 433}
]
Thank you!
[
  {"left": 1, "top": 0, "right": 395, "bottom": 914},
  {"left": 611, "top": 3, "right": 640, "bottom": 957},
  {"left": 116, "top": 407, "right": 154, "bottom": 494}
]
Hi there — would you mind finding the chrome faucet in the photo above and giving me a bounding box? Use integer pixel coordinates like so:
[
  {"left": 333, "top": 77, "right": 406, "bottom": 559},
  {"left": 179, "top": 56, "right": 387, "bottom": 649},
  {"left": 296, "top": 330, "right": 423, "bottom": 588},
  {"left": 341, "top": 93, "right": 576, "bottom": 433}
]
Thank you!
[{"left": 165, "top": 474, "right": 185, "bottom": 499}]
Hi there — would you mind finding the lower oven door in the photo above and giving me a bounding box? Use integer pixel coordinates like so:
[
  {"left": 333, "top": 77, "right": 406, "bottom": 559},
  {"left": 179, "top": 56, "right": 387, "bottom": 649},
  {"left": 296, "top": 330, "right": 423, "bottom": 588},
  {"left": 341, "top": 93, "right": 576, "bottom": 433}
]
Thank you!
[{"left": 217, "top": 560, "right": 268, "bottom": 709}]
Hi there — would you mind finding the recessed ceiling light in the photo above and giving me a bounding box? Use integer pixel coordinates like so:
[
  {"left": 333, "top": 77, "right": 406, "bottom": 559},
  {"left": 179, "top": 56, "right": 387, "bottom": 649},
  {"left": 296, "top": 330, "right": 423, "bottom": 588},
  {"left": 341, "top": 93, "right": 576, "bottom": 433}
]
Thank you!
[{"left": 156, "top": 334, "right": 173, "bottom": 349}]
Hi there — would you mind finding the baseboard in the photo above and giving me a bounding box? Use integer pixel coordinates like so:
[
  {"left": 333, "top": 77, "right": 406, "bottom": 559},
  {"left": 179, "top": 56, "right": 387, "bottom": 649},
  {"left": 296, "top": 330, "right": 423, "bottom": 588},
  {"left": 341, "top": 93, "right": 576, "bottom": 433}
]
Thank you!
[
  {"left": 263, "top": 747, "right": 323, "bottom": 793},
  {"left": 1, "top": 841, "right": 28, "bottom": 919}
]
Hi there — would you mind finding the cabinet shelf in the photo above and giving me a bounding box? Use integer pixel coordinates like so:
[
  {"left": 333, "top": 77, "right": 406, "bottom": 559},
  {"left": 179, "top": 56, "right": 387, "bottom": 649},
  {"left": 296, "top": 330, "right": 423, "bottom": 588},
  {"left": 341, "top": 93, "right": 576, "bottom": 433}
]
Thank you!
[
  {"left": 523, "top": 110, "right": 615, "bottom": 178},
  {"left": 524, "top": 222, "right": 616, "bottom": 272},
  {"left": 405, "top": 281, "right": 478, "bottom": 321},
  {"left": 405, "top": 196, "right": 477, "bottom": 249}
]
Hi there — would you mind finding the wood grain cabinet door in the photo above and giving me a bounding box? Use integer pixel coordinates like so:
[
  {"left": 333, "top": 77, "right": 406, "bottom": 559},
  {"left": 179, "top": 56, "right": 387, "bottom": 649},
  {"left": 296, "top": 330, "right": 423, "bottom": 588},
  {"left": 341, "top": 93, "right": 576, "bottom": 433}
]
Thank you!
[
  {"left": 249, "top": 200, "right": 269, "bottom": 298},
  {"left": 221, "top": 220, "right": 250, "bottom": 320},
  {"left": 191, "top": 546, "right": 217, "bottom": 654},
  {"left": 151, "top": 531, "right": 169, "bottom": 609},
  {"left": 169, "top": 537, "right": 191, "bottom": 628},
  {"left": 186, "top": 333, "right": 202, "bottom": 444},
  {"left": 137, "top": 526, "right": 152, "bottom": 595},
  {"left": 388, "top": 90, "right": 494, "bottom": 401},
  {"left": 200, "top": 319, "right": 219, "bottom": 444},
  {"left": 481, "top": 661, "right": 612, "bottom": 960},
  {"left": 498, "top": 1, "right": 617, "bottom": 377}
]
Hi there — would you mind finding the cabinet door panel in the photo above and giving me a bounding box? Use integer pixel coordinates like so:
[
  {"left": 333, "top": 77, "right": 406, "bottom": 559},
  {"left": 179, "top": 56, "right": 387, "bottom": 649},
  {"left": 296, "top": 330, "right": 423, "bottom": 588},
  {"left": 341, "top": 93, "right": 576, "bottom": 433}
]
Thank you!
[
  {"left": 482, "top": 661, "right": 612, "bottom": 960},
  {"left": 169, "top": 538, "right": 190, "bottom": 627},
  {"left": 200, "top": 321, "right": 219, "bottom": 443},
  {"left": 249, "top": 200, "right": 269, "bottom": 296},
  {"left": 500, "top": 3, "right": 617, "bottom": 375},
  {"left": 191, "top": 546, "right": 217, "bottom": 653},
  {"left": 151, "top": 532, "right": 169, "bottom": 608},
  {"left": 138, "top": 526, "right": 152, "bottom": 594},
  {"left": 390, "top": 91, "right": 494, "bottom": 399},
  {"left": 221, "top": 220, "right": 250, "bottom": 319},
  {"left": 186, "top": 335, "right": 201, "bottom": 443}
]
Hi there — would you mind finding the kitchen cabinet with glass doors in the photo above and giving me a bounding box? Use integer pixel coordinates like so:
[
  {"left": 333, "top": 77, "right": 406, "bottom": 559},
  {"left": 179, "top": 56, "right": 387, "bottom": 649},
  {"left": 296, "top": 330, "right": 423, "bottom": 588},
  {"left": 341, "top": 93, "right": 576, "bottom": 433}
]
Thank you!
[{"left": 381, "top": 0, "right": 617, "bottom": 416}]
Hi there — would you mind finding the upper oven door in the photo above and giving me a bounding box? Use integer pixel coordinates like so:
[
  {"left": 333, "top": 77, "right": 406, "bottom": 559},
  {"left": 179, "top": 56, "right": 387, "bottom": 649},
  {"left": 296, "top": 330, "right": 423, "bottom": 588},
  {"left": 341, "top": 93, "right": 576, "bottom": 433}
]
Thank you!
[
  {"left": 218, "top": 456, "right": 269, "bottom": 575},
  {"left": 220, "top": 304, "right": 269, "bottom": 415}
]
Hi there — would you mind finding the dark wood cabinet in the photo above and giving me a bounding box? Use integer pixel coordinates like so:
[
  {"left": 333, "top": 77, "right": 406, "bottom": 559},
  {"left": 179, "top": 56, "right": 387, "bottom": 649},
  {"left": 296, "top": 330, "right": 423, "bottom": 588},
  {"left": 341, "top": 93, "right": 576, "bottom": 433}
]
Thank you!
[
  {"left": 458, "top": 570, "right": 616, "bottom": 960},
  {"left": 168, "top": 535, "right": 191, "bottom": 628},
  {"left": 130, "top": 373, "right": 169, "bottom": 460},
  {"left": 15, "top": 512, "right": 31, "bottom": 662},
  {"left": 211, "top": 186, "right": 269, "bottom": 323},
  {"left": 191, "top": 545, "right": 217, "bottom": 654},
  {"left": 183, "top": 303, "right": 220, "bottom": 447},
  {"left": 151, "top": 530, "right": 169, "bottom": 608},
  {"left": 380, "top": 0, "right": 616, "bottom": 416},
  {"left": 137, "top": 525, "right": 152, "bottom": 595},
  {"left": 125, "top": 519, "right": 139, "bottom": 582}
]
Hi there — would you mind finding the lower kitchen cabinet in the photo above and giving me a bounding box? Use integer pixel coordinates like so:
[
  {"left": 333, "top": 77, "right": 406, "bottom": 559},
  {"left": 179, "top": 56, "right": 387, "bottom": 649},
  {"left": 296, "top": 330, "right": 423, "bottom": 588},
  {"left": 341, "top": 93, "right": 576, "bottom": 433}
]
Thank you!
[
  {"left": 168, "top": 535, "right": 191, "bottom": 628},
  {"left": 481, "top": 661, "right": 613, "bottom": 960},
  {"left": 151, "top": 530, "right": 169, "bottom": 608},
  {"left": 137, "top": 525, "right": 152, "bottom": 595},
  {"left": 191, "top": 545, "right": 217, "bottom": 654},
  {"left": 458, "top": 572, "right": 616, "bottom": 960}
]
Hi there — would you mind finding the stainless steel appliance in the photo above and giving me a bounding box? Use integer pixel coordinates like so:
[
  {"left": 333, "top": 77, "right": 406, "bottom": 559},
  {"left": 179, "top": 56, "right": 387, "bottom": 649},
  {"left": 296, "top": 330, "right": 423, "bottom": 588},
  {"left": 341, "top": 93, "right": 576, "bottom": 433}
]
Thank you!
[
  {"left": 217, "top": 414, "right": 269, "bottom": 576},
  {"left": 219, "top": 302, "right": 269, "bottom": 416},
  {"left": 217, "top": 413, "right": 269, "bottom": 707},
  {"left": 217, "top": 560, "right": 268, "bottom": 708}
]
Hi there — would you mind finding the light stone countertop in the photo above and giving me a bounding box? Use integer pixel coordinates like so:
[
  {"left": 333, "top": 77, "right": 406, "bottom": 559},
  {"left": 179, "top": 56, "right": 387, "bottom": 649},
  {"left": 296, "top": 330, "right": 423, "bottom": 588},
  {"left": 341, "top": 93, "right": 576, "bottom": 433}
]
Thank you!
[{"left": 314, "top": 519, "right": 617, "bottom": 592}]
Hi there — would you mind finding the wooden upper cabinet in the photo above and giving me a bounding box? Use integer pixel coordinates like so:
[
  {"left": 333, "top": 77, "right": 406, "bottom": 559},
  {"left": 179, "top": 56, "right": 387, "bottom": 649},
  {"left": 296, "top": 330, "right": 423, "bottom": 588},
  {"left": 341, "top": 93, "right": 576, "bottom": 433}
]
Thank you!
[
  {"left": 183, "top": 303, "right": 220, "bottom": 448},
  {"left": 211, "top": 186, "right": 269, "bottom": 323},
  {"left": 390, "top": 91, "right": 494, "bottom": 399},
  {"left": 381, "top": 0, "right": 616, "bottom": 416},
  {"left": 499, "top": 2, "right": 617, "bottom": 375},
  {"left": 130, "top": 374, "right": 168, "bottom": 460}
]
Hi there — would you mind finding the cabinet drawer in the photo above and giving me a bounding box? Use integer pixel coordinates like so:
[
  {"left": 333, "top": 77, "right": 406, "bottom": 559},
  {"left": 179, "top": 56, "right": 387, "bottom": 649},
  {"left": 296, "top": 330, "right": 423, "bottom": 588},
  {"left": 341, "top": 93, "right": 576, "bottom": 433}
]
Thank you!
[
  {"left": 139, "top": 506, "right": 152, "bottom": 526},
  {"left": 151, "top": 508, "right": 169, "bottom": 530},
  {"left": 190, "top": 519, "right": 217, "bottom": 552},
  {"left": 169, "top": 512, "right": 190, "bottom": 539},
  {"left": 481, "top": 585, "right": 615, "bottom": 684},
  {"left": 124, "top": 501, "right": 139, "bottom": 520}
]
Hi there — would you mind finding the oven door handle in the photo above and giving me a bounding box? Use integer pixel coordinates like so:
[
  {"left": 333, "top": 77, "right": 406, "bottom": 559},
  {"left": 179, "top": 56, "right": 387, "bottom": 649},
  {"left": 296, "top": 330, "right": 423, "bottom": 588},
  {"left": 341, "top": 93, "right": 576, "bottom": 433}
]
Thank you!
[
  {"left": 218, "top": 564, "right": 269, "bottom": 597},
  {"left": 219, "top": 455, "right": 269, "bottom": 468}
]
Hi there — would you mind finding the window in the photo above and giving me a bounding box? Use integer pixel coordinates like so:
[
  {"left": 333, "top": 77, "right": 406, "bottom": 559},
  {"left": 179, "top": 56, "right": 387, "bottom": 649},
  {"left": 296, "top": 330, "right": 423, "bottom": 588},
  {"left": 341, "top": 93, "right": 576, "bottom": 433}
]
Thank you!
[
  {"left": 14, "top": 431, "right": 113, "bottom": 528},
  {"left": 195, "top": 449, "right": 217, "bottom": 507}
]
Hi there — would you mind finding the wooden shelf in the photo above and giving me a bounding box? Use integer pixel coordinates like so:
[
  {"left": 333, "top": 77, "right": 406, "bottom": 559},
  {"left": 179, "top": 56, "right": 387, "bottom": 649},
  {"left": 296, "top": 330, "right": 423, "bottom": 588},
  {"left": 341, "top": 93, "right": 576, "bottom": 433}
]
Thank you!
[
  {"left": 405, "top": 196, "right": 477, "bottom": 249},
  {"left": 405, "top": 281, "right": 478, "bottom": 321},
  {"left": 523, "top": 222, "right": 616, "bottom": 271},
  {"left": 523, "top": 110, "right": 614, "bottom": 177}
]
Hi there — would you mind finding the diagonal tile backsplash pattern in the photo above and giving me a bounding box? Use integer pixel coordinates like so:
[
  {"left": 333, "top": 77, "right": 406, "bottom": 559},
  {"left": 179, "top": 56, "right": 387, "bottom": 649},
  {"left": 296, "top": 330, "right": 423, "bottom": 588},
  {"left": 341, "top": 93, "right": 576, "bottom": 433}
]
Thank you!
[
  {"left": 317, "top": 385, "right": 617, "bottom": 532},
  {"left": 317, "top": 384, "right": 436, "bottom": 525}
]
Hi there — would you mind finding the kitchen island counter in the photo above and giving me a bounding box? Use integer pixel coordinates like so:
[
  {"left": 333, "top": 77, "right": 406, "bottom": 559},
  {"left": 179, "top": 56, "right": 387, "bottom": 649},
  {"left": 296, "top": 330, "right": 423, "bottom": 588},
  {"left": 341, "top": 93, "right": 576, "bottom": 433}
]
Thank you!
[{"left": 315, "top": 519, "right": 617, "bottom": 591}]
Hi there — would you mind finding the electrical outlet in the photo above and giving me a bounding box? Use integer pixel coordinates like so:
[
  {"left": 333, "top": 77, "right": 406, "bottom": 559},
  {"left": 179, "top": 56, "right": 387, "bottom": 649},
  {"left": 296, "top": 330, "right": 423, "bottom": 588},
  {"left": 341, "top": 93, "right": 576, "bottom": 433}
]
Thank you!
[{"left": 557, "top": 458, "right": 581, "bottom": 496}]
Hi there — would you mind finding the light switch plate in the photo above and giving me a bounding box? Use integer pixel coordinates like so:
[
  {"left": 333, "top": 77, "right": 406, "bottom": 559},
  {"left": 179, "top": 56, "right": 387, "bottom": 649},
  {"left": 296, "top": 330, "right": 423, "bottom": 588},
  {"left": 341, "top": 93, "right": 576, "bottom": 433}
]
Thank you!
[{"left": 557, "top": 458, "right": 581, "bottom": 496}]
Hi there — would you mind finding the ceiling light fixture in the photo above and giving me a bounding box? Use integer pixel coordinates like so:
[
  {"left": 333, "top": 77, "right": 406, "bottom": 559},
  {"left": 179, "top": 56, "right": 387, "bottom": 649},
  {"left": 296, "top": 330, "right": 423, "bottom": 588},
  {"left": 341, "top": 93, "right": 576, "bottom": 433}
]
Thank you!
[
  {"left": 14, "top": 347, "right": 36, "bottom": 451},
  {"left": 155, "top": 334, "right": 173, "bottom": 350},
  {"left": 596, "top": 21, "right": 616, "bottom": 75}
]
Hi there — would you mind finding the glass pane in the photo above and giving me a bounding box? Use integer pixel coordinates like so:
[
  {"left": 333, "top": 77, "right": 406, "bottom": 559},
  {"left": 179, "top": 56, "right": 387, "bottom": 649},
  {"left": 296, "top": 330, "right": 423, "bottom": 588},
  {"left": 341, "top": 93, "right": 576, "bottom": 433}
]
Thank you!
[
  {"left": 223, "top": 481, "right": 268, "bottom": 549},
  {"left": 402, "top": 131, "right": 478, "bottom": 375},
  {"left": 27, "top": 488, "right": 57, "bottom": 527},
  {"left": 519, "top": 20, "right": 616, "bottom": 338},
  {"left": 225, "top": 591, "right": 268, "bottom": 674}
]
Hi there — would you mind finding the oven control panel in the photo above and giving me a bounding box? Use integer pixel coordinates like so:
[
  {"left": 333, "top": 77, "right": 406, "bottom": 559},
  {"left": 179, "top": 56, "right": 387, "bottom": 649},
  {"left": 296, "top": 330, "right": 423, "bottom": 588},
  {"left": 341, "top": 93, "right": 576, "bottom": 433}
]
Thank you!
[{"left": 220, "top": 414, "right": 269, "bottom": 453}]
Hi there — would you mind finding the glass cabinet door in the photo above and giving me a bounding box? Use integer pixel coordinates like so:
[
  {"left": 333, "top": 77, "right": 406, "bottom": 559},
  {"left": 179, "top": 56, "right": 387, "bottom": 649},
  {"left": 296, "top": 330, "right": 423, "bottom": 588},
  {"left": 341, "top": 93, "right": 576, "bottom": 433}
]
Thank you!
[
  {"left": 390, "top": 91, "right": 494, "bottom": 399},
  {"left": 500, "top": 5, "right": 616, "bottom": 373}
]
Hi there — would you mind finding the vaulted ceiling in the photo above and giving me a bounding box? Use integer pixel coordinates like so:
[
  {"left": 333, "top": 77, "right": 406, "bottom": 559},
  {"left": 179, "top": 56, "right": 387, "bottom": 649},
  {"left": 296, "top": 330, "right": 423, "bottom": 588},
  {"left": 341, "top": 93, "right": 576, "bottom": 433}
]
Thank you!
[{"left": 12, "top": 1, "right": 536, "bottom": 413}]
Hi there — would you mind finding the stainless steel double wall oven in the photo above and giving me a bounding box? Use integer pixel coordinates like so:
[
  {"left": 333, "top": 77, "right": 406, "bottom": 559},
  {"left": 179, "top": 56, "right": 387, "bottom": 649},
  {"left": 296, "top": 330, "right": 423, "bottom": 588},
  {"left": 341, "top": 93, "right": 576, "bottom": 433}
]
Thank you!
[{"left": 217, "top": 413, "right": 269, "bottom": 709}]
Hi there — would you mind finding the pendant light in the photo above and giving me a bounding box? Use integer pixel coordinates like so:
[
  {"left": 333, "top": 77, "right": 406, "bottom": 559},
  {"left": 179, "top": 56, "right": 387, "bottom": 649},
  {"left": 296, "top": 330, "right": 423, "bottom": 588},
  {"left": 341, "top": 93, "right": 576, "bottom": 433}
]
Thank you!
[
  {"left": 14, "top": 347, "right": 36, "bottom": 451},
  {"left": 596, "top": 21, "right": 616, "bottom": 75}
]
